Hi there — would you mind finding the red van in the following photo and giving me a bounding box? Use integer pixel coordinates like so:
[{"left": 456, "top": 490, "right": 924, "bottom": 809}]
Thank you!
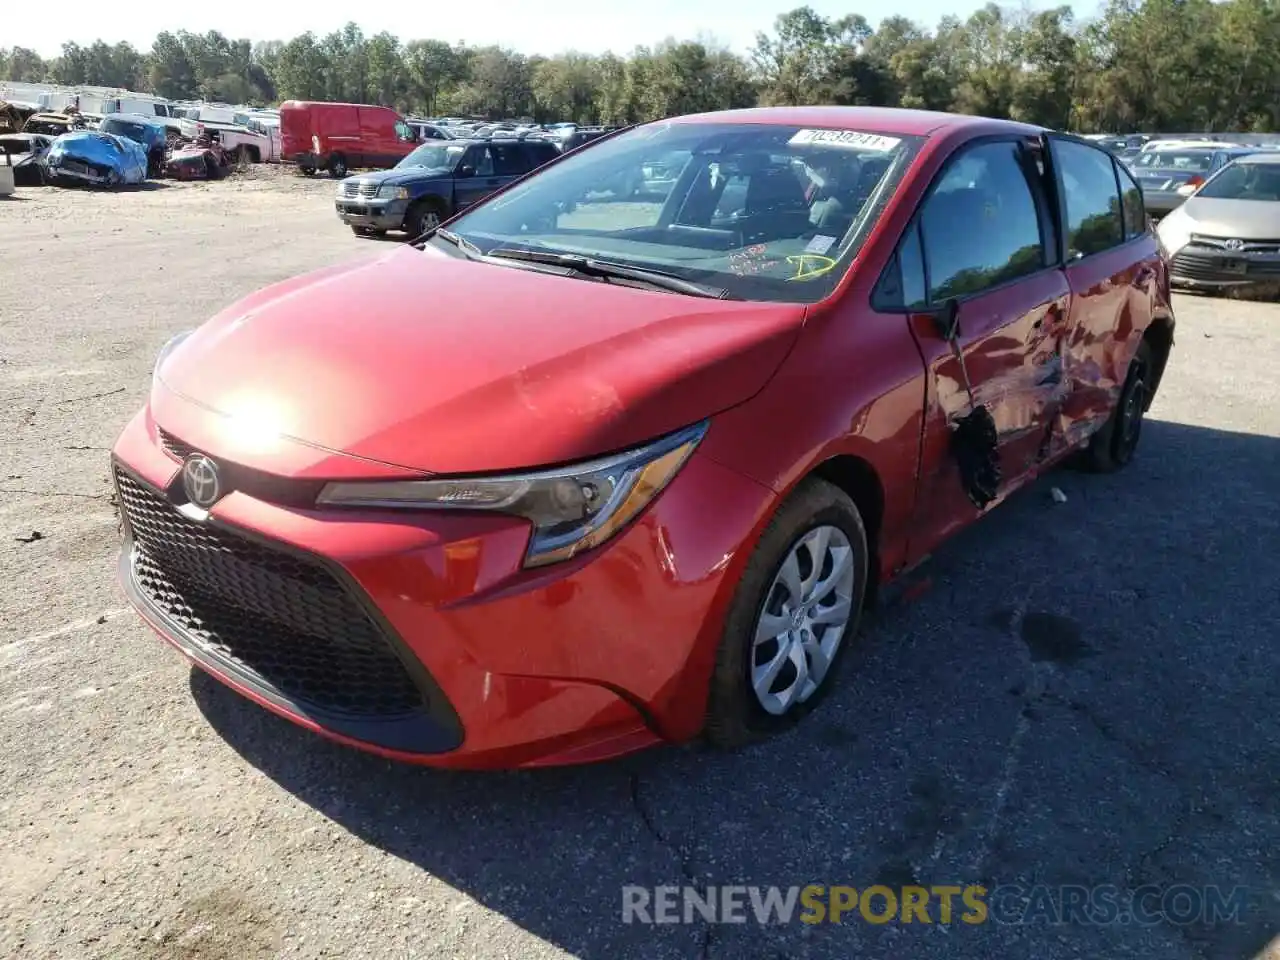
[{"left": 279, "top": 101, "right": 420, "bottom": 178}]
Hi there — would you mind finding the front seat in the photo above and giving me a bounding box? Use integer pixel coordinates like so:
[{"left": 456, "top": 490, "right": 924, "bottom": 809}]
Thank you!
[{"left": 738, "top": 167, "right": 813, "bottom": 244}]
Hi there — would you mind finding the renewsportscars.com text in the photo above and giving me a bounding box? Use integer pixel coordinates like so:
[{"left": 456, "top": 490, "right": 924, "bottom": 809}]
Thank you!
[{"left": 621, "top": 884, "right": 1249, "bottom": 927}]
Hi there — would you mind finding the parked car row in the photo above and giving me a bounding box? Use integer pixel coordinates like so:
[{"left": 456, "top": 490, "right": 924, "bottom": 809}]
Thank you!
[{"left": 1077, "top": 130, "right": 1280, "bottom": 293}]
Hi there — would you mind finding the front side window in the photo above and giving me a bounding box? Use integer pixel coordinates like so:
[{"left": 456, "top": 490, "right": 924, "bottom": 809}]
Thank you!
[
  {"left": 439, "top": 122, "right": 923, "bottom": 303},
  {"left": 1195, "top": 162, "right": 1280, "bottom": 201},
  {"left": 918, "top": 140, "right": 1047, "bottom": 302},
  {"left": 465, "top": 145, "right": 495, "bottom": 177},
  {"left": 1053, "top": 139, "right": 1123, "bottom": 258}
]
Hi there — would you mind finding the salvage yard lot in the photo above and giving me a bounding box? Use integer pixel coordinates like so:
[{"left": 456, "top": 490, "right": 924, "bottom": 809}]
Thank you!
[{"left": 2, "top": 175, "right": 1278, "bottom": 960}]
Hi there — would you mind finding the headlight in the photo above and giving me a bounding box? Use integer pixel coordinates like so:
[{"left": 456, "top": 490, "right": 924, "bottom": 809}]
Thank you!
[
  {"left": 380, "top": 185, "right": 409, "bottom": 199},
  {"left": 154, "top": 330, "right": 193, "bottom": 378},
  {"left": 1156, "top": 211, "right": 1192, "bottom": 258},
  {"left": 317, "top": 422, "right": 708, "bottom": 567}
]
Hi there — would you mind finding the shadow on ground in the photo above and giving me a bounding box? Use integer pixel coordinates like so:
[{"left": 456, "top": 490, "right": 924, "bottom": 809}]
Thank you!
[{"left": 193, "top": 418, "right": 1280, "bottom": 960}]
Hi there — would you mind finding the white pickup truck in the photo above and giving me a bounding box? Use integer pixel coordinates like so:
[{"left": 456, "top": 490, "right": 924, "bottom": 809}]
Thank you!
[{"left": 175, "top": 106, "right": 280, "bottom": 163}]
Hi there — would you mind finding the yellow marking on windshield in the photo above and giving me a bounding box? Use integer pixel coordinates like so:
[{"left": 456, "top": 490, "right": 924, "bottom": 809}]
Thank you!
[{"left": 786, "top": 254, "right": 838, "bottom": 281}]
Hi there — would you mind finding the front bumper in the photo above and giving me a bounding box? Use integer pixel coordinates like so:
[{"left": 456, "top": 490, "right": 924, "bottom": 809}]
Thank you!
[
  {"left": 112, "top": 402, "right": 774, "bottom": 768},
  {"left": 1169, "top": 245, "right": 1280, "bottom": 288},
  {"left": 334, "top": 197, "right": 408, "bottom": 231}
]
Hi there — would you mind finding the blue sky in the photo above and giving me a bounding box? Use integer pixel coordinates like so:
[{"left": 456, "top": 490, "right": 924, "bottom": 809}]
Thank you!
[{"left": 10, "top": 0, "right": 1081, "bottom": 59}]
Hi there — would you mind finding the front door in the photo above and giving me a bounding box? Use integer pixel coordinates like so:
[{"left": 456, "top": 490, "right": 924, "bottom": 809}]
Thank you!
[
  {"left": 455, "top": 145, "right": 503, "bottom": 211},
  {"left": 894, "top": 137, "right": 1072, "bottom": 549}
]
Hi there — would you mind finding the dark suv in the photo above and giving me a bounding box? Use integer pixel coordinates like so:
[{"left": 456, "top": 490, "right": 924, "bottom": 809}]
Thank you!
[{"left": 335, "top": 137, "right": 561, "bottom": 237}]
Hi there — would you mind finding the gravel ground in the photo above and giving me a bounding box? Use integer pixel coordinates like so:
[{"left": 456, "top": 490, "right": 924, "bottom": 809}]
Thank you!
[{"left": 1, "top": 171, "right": 1277, "bottom": 960}]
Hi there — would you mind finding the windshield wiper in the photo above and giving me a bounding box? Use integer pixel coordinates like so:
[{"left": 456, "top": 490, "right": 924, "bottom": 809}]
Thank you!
[
  {"left": 484, "top": 248, "right": 738, "bottom": 300},
  {"left": 419, "top": 227, "right": 482, "bottom": 259}
]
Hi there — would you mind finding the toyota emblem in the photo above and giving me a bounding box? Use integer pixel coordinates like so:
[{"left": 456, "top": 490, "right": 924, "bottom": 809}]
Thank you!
[
  {"left": 182, "top": 454, "right": 222, "bottom": 509},
  {"left": 1224, "top": 238, "right": 1245, "bottom": 250}
]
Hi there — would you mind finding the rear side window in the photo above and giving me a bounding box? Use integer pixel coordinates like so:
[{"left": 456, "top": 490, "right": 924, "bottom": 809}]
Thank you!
[
  {"left": 491, "top": 144, "right": 527, "bottom": 176},
  {"left": 527, "top": 143, "right": 558, "bottom": 168},
  {"left": 1053, "top": 139, "right": 1123, "bottom": 258},
  {"left": 918, "top": 140, "right": 1047, "bottom": 302},
  {"left": 1116, "top": 162, "right": 1146, "bottom": 240}
]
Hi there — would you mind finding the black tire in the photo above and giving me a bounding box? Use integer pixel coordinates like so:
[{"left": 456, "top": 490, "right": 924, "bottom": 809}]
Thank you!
[
  {"left": 1083, "top": 339, "right": 1154, "bottom": 472},
  {"left": 298, "top": 164, "right": 316, "bottom": 177},
  {"left": 404, "top": 198, "right": 444, "bottom": 238},
  {"left": 705, "top": 477, "right": 869, "bottom": 749},
  {"left": 327, "top": 154, "right": 348, "bottom": 179}
]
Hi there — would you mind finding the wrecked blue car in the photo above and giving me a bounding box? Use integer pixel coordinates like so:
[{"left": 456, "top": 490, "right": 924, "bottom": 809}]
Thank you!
[{"left": 46, "top": 131, "right": 148, "bottom": 187}]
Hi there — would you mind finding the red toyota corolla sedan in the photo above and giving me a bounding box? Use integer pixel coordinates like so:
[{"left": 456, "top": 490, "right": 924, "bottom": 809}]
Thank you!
[{"left": 112, "top": 107, "right": 1174, "bottom": 768}]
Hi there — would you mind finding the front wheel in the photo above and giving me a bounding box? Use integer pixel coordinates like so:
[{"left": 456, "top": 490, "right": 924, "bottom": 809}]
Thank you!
[
  {"left": 705, "top": 478, "right": 868, "bottom": 748},
  {"left": 327, "top": 155, "right": 348, "bottom": 179},
  {"left": 404, "top": 199, "right": 443, "bottom": 239},
  {"left": 1083, "top": 339, "right": 1153, "bottom": 472}
]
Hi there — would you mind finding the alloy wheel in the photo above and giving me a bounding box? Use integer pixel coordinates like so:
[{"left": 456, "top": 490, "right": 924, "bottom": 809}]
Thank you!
[{"left": 750, "top": 525, "right": 857, "bottom": 716}]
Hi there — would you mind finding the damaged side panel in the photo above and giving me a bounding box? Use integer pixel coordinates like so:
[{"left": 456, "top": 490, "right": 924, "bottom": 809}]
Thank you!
[
  {"left": 1055, "top": 238, "right": 1166, "bottom": 447},
  {"left": 907, "top": 269, "right": 1074, "bottom": 551}
]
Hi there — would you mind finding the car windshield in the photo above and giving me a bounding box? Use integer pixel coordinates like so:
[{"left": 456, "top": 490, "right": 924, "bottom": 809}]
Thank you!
[
  {"left": 397, "top": 143, "right": 467, "bottom": 171},
  {"left": 1196, "top": 163, "right": 1280, "bottom": 201},
  {"left": 101, "top": 119, "right": 150, "bottom": 144},
  {"left": 441, "top": 121, "right": 923, "bottom": 303},
  {"left": 1133, "top": 151, "right": 1215, "bottom": 171}
]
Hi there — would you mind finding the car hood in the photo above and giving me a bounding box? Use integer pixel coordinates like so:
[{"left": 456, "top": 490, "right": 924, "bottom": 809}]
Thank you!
[
  {"left": 155, "top": 246, "right": 806, "bottom": 475},
  {"left": 347, "top": 168, "right": 452, "bottom": 188},
  {"left": 1178, "top": 198, "right": 1280, "bottom": 238}
]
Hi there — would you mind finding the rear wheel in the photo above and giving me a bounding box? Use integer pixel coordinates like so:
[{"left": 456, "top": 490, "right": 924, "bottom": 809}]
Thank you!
[
  {"left": 705, "top": 478, "right": 868, "bottom": 748},
  {"left": 1083, "top": 340, "right": 1153, "bottom": 472}
]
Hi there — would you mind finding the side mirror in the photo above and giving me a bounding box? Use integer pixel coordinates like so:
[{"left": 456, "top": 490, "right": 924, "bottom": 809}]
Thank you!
[
  {"left": 457, "top": 164, "right": 475, "bottom": 178},
  {"left": 932, "top": 297, "right": 961, "bottom": 341}
]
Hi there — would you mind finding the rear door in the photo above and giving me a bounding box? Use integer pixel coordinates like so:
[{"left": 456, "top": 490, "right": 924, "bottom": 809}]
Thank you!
[
  {"left": 1048, "top": 135, "right": 1162, "bottom": 441},
  {"left": 876, "top": 136, "right": 1072, "bottom": 547}
]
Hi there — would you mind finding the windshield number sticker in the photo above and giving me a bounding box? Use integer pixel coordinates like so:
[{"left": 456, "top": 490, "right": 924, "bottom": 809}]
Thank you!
[
  {"left": 805, "top": 235, "right": 837, "bottom": 255},
  {"left": 789, "top": 130, "right": 902, "bottom": 152}
]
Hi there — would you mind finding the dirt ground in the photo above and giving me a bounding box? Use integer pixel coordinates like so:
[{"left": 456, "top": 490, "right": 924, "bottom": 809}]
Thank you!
[{"left": 1, "top": 171, "right": 1278, "bottom": 960}]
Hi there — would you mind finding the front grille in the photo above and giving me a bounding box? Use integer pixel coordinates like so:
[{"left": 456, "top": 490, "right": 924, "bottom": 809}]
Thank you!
[
  {"left": 158, "top": 428, "right": 193, "bottom": 461},
  {"left": 1172, "top": 249, "right": 1280, "bottom": 281},
  {"left": 116, "top": 469, "right": 426, "bottom": 719},
  {"left": 341, "top": 180, "right": 378, "bottom": 198},
  {"left": 1191, "top": 233, "right": 1280, "bottom": 254}
]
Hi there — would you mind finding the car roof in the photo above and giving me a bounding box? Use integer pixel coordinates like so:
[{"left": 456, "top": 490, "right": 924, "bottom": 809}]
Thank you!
[
  {"left": 668, "top": 106, "right": 1044, "bottom": 138},
  {"left": 105, "top": 113, "right": 161, "bottom": 125}
]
